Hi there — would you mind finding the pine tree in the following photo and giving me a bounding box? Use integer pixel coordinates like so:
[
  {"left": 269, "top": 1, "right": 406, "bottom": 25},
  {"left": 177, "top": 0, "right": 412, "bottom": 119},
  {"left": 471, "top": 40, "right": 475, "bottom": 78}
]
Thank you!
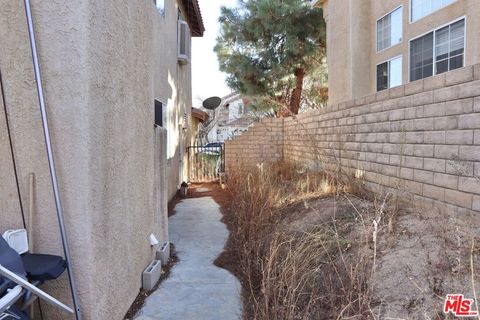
[{"left": 215, "top": 0, "right": 326, "bottom": 115}]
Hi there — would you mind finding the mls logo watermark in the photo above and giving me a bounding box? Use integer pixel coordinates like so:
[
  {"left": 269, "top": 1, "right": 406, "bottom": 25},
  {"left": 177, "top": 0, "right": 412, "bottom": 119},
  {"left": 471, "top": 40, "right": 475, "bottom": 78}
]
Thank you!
[{"left": 444, "top": 294, "right": 478, "bottom": 317}]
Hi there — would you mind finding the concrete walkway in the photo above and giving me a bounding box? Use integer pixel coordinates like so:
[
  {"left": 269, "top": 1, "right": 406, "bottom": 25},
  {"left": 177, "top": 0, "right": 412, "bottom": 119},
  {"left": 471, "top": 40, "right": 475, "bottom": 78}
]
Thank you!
[{"left": 136, "top": 196, "right": 242, "bottom": 320}]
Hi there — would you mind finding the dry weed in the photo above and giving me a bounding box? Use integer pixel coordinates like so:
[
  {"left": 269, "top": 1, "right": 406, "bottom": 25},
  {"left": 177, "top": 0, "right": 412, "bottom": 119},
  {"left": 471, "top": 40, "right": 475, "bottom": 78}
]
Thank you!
[{"left": 224, "top": 161, "right": 396, "bottom": 319}]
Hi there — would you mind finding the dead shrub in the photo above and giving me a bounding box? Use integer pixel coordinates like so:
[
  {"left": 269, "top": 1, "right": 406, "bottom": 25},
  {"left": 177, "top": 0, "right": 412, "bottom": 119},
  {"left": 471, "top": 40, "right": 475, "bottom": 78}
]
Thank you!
[{"left": 223, "top": 161, "right": 396, "bottom": 319}]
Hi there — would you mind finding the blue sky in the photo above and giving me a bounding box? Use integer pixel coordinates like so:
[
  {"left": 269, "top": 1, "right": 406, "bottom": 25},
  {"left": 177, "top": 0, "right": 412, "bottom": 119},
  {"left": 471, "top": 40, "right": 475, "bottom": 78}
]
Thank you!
[{"left": 192, "top": 0, "right": 237, "bottom": 107}]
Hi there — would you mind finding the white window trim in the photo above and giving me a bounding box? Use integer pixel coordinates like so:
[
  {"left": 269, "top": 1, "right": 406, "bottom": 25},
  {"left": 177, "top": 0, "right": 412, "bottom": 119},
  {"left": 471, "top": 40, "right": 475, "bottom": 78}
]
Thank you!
[
  {"left": 409, "top": 0, "right": 458, "bottom": 23},
  {"left": 376, "top": 55, "right": 403, "bottom": 91},
  {"left": 408, "top": 16, "right": 466, "bottom": 82},
  {"left": 155, "top": 98, "right": 169, "bottom": 157},
  {"left": 376, "top": 5, "right": 404, "bottom": 53}
]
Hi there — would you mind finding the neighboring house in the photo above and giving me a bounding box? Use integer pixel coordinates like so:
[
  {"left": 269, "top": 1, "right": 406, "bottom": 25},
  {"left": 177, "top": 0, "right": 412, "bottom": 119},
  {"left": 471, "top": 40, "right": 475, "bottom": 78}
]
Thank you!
[
  {"left": 207, "top": 93, "right": 257, "bottom": 142},
  {"left": 0, "top": 0, "right": 203, "bottom": 319},
  {"left": 191, "top": 107, "right": 209, "bottom": 145},
  {"left": 314, "top": 0, "right": 480, "bottom": 105}
]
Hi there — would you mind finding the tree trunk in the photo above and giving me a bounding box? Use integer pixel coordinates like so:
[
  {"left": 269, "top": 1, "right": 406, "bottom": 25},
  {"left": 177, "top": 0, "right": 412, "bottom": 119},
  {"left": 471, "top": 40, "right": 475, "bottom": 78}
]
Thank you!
[{"left": 289, "top": 68, "right": 305, "bottom": 115}]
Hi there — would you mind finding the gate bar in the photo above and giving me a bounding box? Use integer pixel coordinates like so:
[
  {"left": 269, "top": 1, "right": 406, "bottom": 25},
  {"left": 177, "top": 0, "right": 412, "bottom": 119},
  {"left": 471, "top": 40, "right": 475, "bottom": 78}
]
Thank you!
[{"left": 23, "top": 1, "right": 82, "bottom": 318}]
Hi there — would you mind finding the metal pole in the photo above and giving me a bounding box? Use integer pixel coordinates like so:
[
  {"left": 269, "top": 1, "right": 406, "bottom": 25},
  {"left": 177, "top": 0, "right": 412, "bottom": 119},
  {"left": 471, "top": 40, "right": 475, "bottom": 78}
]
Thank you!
[
  {"left": 23, "top": 1, "right": 82, "bottom": 319},
  {"left": 0, "top": 265, "right": 74, "bottom": 314}
]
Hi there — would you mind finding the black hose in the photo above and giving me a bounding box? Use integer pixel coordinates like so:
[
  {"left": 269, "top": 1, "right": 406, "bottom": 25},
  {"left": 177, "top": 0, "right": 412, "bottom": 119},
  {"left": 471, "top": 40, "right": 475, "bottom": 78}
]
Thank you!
[{"left": 0, "top": 66, "right": 27, "bottom": 229}]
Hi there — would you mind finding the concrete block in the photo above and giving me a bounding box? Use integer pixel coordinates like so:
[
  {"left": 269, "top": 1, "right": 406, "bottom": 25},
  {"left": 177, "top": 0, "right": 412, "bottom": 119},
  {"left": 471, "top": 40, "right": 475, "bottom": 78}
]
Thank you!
[
  {"left": 446, "top": 160, "right": 474, "bottom": 176},
  {"left": 414, "top": 118, "right": 434, "bottom": 131},
  {"left": 445, "top": 66, "right": 474, "bottom": 86},
  {"left": 382, "top": 164, "right": 397, "bottom": 177},
  {"left": 405, "top": 156, "right": 424, "bottom": 169},
  {"left": 142, "top": 260, "right": 162, "bottom": 291},
  {"left": 459, "top": 146, "right": 480, "bottom": 161},
  {"left": 424, "top": 131, "right": 445, "bottom": 144},
  {"left": 414, "top": 169, "right": 434, "bottom": 184},
  {"left": 390, "top": 85, "right": 405, "bottom": 98},
  {"left": 377, "top": 153, "right": 390, "bottom": 164},
  {"left": 424, "top": 103, "right": 445, "bottom": 117},
  {"left": 405, "top": 80, "right": 424, "bottom": 96},
  {"left": 397, "top": 96, "right": 413, "bottom": 108},
  {"left": 383, "top": 144, "right": 400, "bottom": 154},
  {"left": 405, "top": 107, "right": 419, "bottom": 119},
  {"left": 399, "top": 119, "right": 415, "bottom": 131},
  {"left": 424, "top": 73, "right": 445, "bottom": 91},
  {"left": 473, "top": 195, "right": 480, "bottom": 211},
  {"left": 156, "top": 242, "right": 170, "bottom": 266},
  {"left": 376, "top": 133, "right": 389, "bottom": 143},
  {"left": 457, "top": 80, "right": 480, "bottom": 99},
  {"left": 444, "top": 99, "right": 473, "bottom": 115},
  {"left": 433, "top": 172, "right": 458, "bottom": 189},
  {"left": 423, "top": 184, "right": 445, "bottom": 201},
  {"left": 424, "top": 158, "right": 445, "bottom": 172},
  {"left": 388, "top": 132, "right": 404, "bottom": 144},
  {"left": 389, "top": 109, "right": 405, "bottom": 121},
  {"left": 413, "top": 145, "right": 434, "bottom": 157},
  {"left": 458, "top": 177, "right": 480, "bottom": 195},
  {"left": 405, "top": 132, "right": 424, "bottom": 144},
  {"left": 445, "top": 190, "right": 472, "bottom": 207},
  {"left": 376, "top": 89, "right": 390, "bottom": 102},
  {"left": 475, "top": 97, "right": 480, "bottom": 112},
  {"left": 389, "top": 154, "right": 401, "bottom": 166},
  {"left": 434, "top": 116, "right": 458, "bottom": 130},
  {"left": 446, "top": 130, "right": 474, "bottom": 145},
  {"left": 458, "top": 114, "right": 480, "bottom": 129},
  {"left": 475, "top": 130, "right": 480, "bottom": 145},
  {"left": 435, "top": 145, "right": 459, "bottom": 159},
  {"left": 399, "top": 167, "right": 414, "bottom": 180},
  {"left": 412, "top": 91, "right": 434, "bottom": 106},
  {"left": 475, "top": 64, "right": 480, "bottom": 81},
  {"left": 405, "top": 180, "right": 423, "bottom": 195},
  {"left": 433, "top": 86, "right": 457, "bottom": 103}
]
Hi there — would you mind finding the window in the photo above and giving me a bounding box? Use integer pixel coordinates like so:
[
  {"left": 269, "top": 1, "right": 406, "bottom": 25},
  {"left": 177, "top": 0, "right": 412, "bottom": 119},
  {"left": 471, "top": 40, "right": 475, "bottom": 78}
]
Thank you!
[
  {"left": 155, "top": 99, "right": 168, "bottom": 155},
  {"left": 411, "top": 0, "right": 456, "bottom": 22},
  {"left": 154, "top": 0, "right": 165, "bottom": 15},
  {"left": 410, "top": 32, "right": 434, "bottom": 81},
  {"left": 377, "top": 56, "right": 403, "bottom": 91},
  {"left": 410, "top": 19, "right": 464, "bottom": 81},
  {"left": 435, "top": 19, "right": 465, "bottom": 74},
  {"left": 377, "top": 7, "right": 403, "bottom": 51}
]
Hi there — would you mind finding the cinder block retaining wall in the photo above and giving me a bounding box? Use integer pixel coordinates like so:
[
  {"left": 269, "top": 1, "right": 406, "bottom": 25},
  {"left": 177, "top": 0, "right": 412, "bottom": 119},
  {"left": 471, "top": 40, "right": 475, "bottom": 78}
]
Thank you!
[{"left": 226, "top": 65, "right": 480, "bottom": 214}]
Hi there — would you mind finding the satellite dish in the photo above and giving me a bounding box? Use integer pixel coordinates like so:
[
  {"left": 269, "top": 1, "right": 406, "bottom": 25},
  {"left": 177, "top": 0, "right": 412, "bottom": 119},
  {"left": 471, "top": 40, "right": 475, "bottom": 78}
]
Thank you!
[{"left": 202, "top": 96, "right": 222, "bottom": 110}]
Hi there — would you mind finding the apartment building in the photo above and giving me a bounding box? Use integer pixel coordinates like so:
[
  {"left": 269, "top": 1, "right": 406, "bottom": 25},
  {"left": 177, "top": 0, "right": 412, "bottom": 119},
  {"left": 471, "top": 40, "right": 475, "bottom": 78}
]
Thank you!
[
  {"left": 0, "top": 0, "right": 203, "bottom": 319},
  {"left": 315, "top": 0, "right": 480, "bottom": 104}
]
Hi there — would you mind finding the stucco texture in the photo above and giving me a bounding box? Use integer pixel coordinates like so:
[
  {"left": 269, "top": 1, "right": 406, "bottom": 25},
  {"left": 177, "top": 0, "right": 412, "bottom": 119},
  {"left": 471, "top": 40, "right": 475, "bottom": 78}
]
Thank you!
[{"left": 0, "top": 0, "right": 192, "bottom": 319}]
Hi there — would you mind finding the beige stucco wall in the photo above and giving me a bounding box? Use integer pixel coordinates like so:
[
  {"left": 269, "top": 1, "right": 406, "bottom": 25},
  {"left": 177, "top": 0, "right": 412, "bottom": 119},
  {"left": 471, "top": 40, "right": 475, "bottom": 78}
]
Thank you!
[
  {"left": 323, "top": 0, "right": 480, "bottom": 105},
  {"left": 0, "top": 0, "right": 194, "bottom": 319}
]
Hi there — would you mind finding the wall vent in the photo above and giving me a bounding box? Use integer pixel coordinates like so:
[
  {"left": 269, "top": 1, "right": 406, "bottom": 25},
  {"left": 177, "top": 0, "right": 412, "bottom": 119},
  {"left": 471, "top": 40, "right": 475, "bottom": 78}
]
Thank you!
[{"left": 178, "top": 20, "right": 190, "bottom": 65}]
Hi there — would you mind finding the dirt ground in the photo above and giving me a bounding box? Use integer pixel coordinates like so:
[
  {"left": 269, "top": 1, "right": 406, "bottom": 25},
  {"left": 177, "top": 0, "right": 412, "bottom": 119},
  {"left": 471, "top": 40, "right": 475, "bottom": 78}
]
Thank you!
[
  {"left": 372, "top": 205, "right": 480, "bottom": 319},
  {"left": 205, "top": 179, "right": 480, "bottom": 319}
]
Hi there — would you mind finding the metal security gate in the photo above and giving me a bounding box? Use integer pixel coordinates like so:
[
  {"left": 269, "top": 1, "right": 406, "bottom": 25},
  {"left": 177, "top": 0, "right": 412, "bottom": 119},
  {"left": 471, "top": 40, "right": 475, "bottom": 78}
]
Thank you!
[{"left": 187, "top": 144, "right": 225, "bottom": 183}]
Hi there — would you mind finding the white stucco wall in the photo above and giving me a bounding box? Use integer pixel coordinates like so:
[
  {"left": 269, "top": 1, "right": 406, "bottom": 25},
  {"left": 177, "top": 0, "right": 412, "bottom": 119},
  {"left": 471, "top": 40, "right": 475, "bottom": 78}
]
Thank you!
[{"left": 0, "top": 0, "right": 194, "bottom": 319}]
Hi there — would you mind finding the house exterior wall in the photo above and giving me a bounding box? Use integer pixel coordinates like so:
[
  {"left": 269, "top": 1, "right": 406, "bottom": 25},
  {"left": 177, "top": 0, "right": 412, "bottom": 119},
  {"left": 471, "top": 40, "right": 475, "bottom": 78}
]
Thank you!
[
  {"left": 322, "top": 0, "right": 480, "bottom": 105},
  {"left": 207, "top": 95, "right": 256, "bottom": 142},
  {"left": 226, "top": 65, "right": 480, "bottom": 215},
  {"left": 0, "top": 0, "right": 196, "bottom": 319}
]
